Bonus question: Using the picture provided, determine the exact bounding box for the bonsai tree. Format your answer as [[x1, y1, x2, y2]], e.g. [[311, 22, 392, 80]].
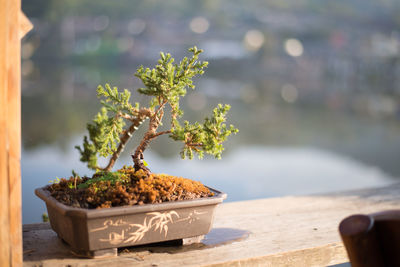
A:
[[76, 46, 238, 177]]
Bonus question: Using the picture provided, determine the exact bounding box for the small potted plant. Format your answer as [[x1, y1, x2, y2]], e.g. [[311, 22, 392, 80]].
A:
[[35, 46, 238, 258]]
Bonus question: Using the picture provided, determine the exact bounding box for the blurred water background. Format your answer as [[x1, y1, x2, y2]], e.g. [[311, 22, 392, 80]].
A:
[[21, 0, 400, 223]]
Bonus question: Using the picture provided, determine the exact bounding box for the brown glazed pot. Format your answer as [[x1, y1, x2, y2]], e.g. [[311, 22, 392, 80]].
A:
[[35, 187, 226, 257]]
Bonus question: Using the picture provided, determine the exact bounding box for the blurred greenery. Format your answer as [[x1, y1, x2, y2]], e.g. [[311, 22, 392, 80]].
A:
[[20, 0, 400, 177]]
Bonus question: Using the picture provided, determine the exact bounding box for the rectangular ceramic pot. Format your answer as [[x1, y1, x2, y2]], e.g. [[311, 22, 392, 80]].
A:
[[35, 187, 226, 257]]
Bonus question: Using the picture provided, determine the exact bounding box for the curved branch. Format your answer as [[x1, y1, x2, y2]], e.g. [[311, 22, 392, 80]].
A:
[[132, 101, 168, 174], [151, 130, 171, 139], [100, 108, 153, 172], [186, 142, 203, 147], [117, 113, 135, 121], [100, 120, 140, 172]]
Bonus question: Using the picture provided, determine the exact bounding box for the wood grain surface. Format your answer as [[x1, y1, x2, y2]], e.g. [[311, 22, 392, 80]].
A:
[[23, 183, 400, 267], [0, 0, 32, 266]]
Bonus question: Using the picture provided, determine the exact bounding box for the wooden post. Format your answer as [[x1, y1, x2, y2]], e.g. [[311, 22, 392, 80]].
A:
[[0, 0, 32, 266]]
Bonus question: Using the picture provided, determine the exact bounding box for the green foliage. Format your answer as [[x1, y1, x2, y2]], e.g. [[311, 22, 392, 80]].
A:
[[171, 104, 239, 160], [48, 177, 61, 184], [78, 171, 129, 189], [75, 46, 237, 172], [76, 83, 140, 170], [42, 213, 49, 223], [135, 46, 208, 117], [97, 83, 138, 115], [75, 106, 125, 169]]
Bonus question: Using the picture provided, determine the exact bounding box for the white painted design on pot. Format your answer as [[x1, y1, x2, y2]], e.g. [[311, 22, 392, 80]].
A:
[[94, 209, 207, 245], [176, 210, 207, 223], [91, 218, 128, 232], [124, 211, 179, 243]]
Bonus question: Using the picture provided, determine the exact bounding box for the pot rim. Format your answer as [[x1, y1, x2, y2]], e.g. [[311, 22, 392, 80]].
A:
[[35, 186, 227, 219]]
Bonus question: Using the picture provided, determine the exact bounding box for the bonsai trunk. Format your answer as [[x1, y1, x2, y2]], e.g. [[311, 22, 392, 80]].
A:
[[132, 152, 150, 175], [132, 114, 159, 176], [131, 107, 170, 176], [132, 130, 152, 175]]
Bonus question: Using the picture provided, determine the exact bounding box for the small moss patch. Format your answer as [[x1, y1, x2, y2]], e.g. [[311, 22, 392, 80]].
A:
[[47, 166, 213, 209]]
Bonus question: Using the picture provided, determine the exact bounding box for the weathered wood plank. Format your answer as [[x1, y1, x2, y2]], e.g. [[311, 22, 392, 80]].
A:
[[8, 0, 23, 265], [23, 183, 400, 266], [8, 4, 22, 267], [0, 0, 11, 265], [18, 11, 33, 39], [0, 0, 31, 266]]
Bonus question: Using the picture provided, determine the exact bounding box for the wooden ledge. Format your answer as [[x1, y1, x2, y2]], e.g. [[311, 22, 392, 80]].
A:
[[23, 183, 400, 266]]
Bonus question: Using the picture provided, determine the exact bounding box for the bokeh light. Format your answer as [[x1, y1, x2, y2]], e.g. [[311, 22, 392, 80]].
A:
[[243, 30, 265, 51], [281, 84, 298, 103], [22, 60, 34, 77], [22, 42, 35, 59], [189, 17, 209, 34], [128, 19, 146, 35], [284, 38, 303, 57], [93, 15, 109, 31]]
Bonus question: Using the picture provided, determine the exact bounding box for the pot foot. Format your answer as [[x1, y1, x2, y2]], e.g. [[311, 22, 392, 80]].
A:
[[71, 247, 118, 259], [182, 235, 205, 245]]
